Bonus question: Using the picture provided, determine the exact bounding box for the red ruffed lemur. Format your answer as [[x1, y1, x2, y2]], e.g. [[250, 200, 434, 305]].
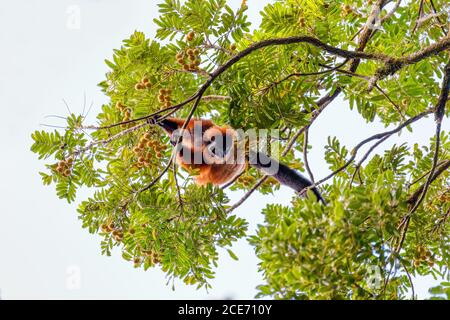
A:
[[156, 117, 324, 203]]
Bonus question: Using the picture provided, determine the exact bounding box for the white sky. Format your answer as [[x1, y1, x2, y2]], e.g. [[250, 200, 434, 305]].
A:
[[0, 0, 442, 299]]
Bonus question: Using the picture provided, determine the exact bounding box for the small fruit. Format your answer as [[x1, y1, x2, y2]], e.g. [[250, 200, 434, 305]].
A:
[[230, 43, 237, 51], [298, 16, 305, 26], [193, 49, 199, 55], [176, 53, 183, 60], [186, 49, 194, 55], [186, 31, 195, 41]]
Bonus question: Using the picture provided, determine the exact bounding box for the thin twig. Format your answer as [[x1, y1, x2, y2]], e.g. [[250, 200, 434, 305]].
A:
[[381, 0, 402, 23], [429, 0, 448, 35], [311, 110, 433, 189], [349, 135, 390, 187], [172, 162, 184, 214], [401, 260, 415, 300], [412, 0, 425, 34], [303, 127, 315, 182]]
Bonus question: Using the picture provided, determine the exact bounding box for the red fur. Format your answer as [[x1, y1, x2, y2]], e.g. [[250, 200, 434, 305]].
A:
[[165, 118, 245, 185]]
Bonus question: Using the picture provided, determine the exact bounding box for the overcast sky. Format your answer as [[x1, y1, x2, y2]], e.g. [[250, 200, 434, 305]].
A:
[[0, 0, 441, 299]]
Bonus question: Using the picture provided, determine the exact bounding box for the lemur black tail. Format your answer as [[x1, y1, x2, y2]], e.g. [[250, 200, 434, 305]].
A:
[[249, 151, 325, 204]]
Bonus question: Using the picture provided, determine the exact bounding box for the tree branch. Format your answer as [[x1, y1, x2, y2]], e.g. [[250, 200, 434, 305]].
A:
[[311, 110, 433, 188]]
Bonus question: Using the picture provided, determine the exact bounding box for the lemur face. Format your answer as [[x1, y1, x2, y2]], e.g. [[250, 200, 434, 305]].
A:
[[203, 126, 236, 164], [159, 118, 237, 165]]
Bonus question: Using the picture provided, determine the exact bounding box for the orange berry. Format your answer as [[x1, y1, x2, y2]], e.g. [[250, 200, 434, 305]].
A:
[[186, 31, 195, 41]]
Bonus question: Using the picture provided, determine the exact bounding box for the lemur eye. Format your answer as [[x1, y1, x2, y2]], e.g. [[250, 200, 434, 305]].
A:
[[209, 135, 216, 142]]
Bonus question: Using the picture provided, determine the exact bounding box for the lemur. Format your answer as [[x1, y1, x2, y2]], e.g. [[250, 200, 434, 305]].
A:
[[156, 117, 324, 203]]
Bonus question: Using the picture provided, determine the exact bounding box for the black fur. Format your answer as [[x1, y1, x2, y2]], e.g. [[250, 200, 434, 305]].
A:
[[250, 151, 325, 204]]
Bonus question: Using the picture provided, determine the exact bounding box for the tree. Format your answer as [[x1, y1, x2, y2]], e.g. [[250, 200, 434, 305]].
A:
[[31, 0, 450, 299]]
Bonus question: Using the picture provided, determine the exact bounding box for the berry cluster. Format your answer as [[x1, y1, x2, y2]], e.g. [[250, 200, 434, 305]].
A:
[[116, 102, 132, 128], [238, 174, 256, 187], [56, 157, 73, 177], [341, 4, 353, 16], [262, 176, 279, 188], [158, 88, 173, 108], [176, 48, 201, 72], [142, 250, 162, 265], [297, 16, 305, 27], [101, 222, 124, 242], [132, 132, 166, 168], [413, 246, 435, 267], [135, 77, 152, 90]]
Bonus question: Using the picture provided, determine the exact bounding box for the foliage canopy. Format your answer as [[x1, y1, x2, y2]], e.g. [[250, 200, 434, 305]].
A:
[[31, 0, 450, 299]]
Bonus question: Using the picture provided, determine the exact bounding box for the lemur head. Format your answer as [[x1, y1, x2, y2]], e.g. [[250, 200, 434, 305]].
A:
[[157, 117, 238, 165]]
